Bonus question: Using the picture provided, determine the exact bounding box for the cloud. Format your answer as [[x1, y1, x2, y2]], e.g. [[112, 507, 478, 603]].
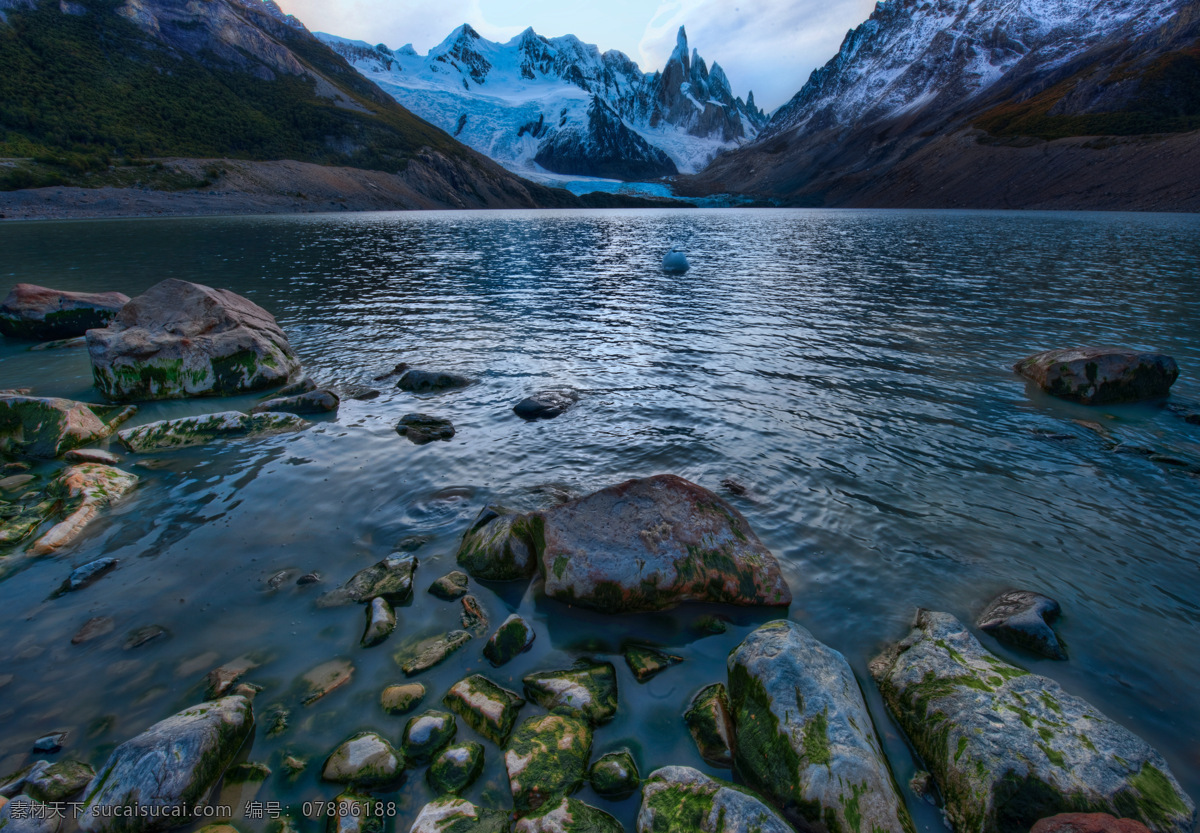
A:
[[637, 0, 877, 112]]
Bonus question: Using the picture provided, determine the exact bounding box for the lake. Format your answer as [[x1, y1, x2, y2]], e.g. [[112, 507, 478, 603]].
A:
[[1, 208, 1199, 832]]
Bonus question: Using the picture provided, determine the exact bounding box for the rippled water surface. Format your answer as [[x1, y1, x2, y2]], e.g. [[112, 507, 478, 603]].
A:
[[2, 208, 1199, 831]]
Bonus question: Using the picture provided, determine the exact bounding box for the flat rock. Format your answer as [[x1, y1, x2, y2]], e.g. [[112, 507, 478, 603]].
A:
[[870, 610, 1196, 833], [396, 631, 472, 676], [443, 674, 525, 745], [0, 284, 128, 341], [402, 710, 457, 763], [428, 571, 469, 600], [23, 760, 94, 803], [532, 474, 791, 613], [483, 614, 536, 667], [456, 505, 537, 581], [409, 798, 509, 833], [977, 589, 1067, 660], [86, 279, 301, 401], [624, 645, 683, 682], [514, 796, 622, 833], [54, 557, 118, 597], [0, 795, 62, 833], [505, 713, 592, 814], [63, 449, 121, 465], [251, 390, 339, 416], [360, 597, 395, 648], [29, 464, 138, 556], [589, 749, 639, 799], [396, 413, 455, 444], [397, 370, 473, 393], [380, 683, 425, 715], [427, 742, 484, 795], [684, 683, 734, 768], [71, 616, 114, 645], [523, 661, 618, 726], [78, 695, 254, 833], [1032, 814, 1155, 833], [636, 766, 793, 833], [117, 411, 308, 452], [729, 620, 912, 833], [317, 554, 416, 608], [1014, 348, 1179, 405], [513, 390, 578, 421], [205, 655, 261, 699], [321, 732, 403, 788], [0, 394, 135, 458], [124, 626, 168, 650], [300, 658, 354, 705]]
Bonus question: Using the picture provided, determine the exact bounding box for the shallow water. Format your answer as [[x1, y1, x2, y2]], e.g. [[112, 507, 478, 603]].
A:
[[1, 208, 1199, 832]]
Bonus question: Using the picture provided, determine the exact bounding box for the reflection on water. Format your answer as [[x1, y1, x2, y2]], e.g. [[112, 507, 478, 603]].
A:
[[2, 208, 1200, 831]]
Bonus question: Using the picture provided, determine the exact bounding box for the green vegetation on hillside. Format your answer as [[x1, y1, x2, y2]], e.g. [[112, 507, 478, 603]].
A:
[[0, 0, 461, 175]]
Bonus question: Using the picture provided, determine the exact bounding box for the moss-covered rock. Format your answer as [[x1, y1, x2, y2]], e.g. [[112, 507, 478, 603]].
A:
[[299, 658, 354, 706], [429, 571, 470, 600], [78, 695, 254, 833], [870, 610, 1197, 833], [380, 683, 425, 715], [1014, 348, 1178, 405], [683, 684, 734, 768], [428, 742, 485, 795], [321, 732, 404, 789], [483, 615, 536, 667], [728, 620, 913, 833], [27, 464, 138, 556], [0, 795, 62, 833], [250, 390, 339, 416], [531, 475, 791, 613], [224, 762, 271, 784], [589, 750, 639, 800], [1031, 814, 1154, 833], [456, 505, 538, 581], [409, 798, 511, 833], [624, 645, 683, 682], [396, 631, 472, 676], [443, 674, 526, 745], [0, 284, 128, 341], [523, 661, 618, 726], [514, 797, 622, 833], [402, 711, 458, 763], [22, 760, 94, 803], [325, 792, 384, 833], [116, 411, 308, 452], [636, 766, 793, 833], [361, 597, 396, 648], [505, 714, 592, 814], [0, 394, 135, 458], [460, 595, 489, 636], [317, 554, 417, 608], [396, 414, 456, 445], [977, 590, 1067, 660]]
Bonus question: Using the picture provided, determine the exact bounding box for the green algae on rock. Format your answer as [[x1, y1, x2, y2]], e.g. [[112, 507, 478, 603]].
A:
[[0, 394, 136, 458], [443, 675, 526, 746], [514, 796, 623, 833], [505, 714, 593, 814], [0, 284, 129, 341], [624, 645, 683, 682], [402, 711, 458, 763], [460, 594, 489, 636], [636, 766, 794, 833], [870, 610, 1197, 833], [523, 661, 618, 726], [409, 797, 511, 833], [116, 411, 308, 453], [456, 505, 538, 581], [428, 742, 485, 795], [728, 620, 914, 833], [589, 750, 640, 799], [27, 464, 139, 556], [396, 631, 472, 676], [318, 554, 417, 608], [483, 614, 536, 667], [380, 683, 425, 715], [326, 792, 384, 833], [429, 570, 470, 600], [531, 474, 791, 613], [683, 684, 735, 768], [360, 597, 396, 648], [321, 732, 404, 789], [20, 760, 94, 803]]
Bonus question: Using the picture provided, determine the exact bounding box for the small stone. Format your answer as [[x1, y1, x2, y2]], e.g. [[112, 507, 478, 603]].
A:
[[23, 760, 93, 802], [396, 631, 472, 676], [325, 792, 383, 833], [402, 711, 457, 763], [0, 474, 36, 492], [443, 675, 525, 745], [124, 625, 168, 650], [409, 798, 508, 833], [361, 597, 396, 648], [205, 655, 261, 699], [117, 411, 308, 452], [909, 770, 936, 803], [977, 590, 1067, 660], [225, 762, 271, 784], [638, 766, 794, 833], [427, 742, 484, 795], [70, 617, 113, 645], [512, 389, 578, 421], [297, 572, 321, 585], [373, 362, 409, 382], [264, 705, 289, 737], [1031, 814, 1155, 833], [63, 449, 121, 465], [32, 732, 65, 753], [684, 683, 734, 768], [317, 554, 416, 607], [483, 614, 535, 667], [300, 659, 354, 705], [231, 683, 260, 700], [266, 570, 294, 590], [523, 661, 618, 726], [381, 683, 425, 715], [322, 732, 403, 788], [352, 390, 380, 401], [719, 478, 747, 496], [514, 796, 623, 833], [460, 595, 488, 636], [251, 390, 339, 416], [505, 714, 592, 814], [272, 377, 318, 397], [589, 750, 639, 799], [624, 645, 683, 682], [1014, 347, 1179, 404], [281, 756, 305, 776], [397, 369, 473, 393], [396, 535, 430, 552], [54, 557, 118, 597], [396, 413, 455, 444], [428, 571, 469, 600], [694, 615, 728, 635]]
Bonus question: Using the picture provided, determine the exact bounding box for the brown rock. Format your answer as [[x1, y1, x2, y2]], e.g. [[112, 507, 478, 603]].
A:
[[0, 394, 136, 458], [1014, 348, 1179, 405], [1031, 814, 1154, 833], [0, 283, 128, 340]]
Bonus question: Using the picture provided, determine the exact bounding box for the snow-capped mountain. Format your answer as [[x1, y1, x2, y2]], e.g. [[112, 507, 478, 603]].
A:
[[318, 24, 767, 180]]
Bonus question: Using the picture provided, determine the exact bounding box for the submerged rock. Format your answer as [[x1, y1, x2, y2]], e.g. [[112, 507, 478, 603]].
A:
[[317, 554, 417, 608], [326, 792, 383, 833], [1032, 814, 1154, 833], [205, 655, 261, 699], [397, 370, 473, 393], [409, 798, 509, 833], [636, 766, 793, 833], [977, 590, 1067, 660], [428, 742, 484, 795], [396, 413, 455, 444], [71, 617, 114, 645], [78, 695, 254, 833], [532, 474, 791, 613], [523, 661, 618, 726], [589, 750, 640, 799], [624, 645, 683, 682], [505, 714, 592, 813], [53, 557, 118, 597], [513, 390, 579, 421], [86, 279, 301, 401], [32, 734, 66, 754], [321, 732, 403, 788], [251, 390, 339, 416], [380, 683, 425, 715], [117, 411, 308, 452], [63, 449, 122, 465], [443, 674, 526, 745], [870, 610, 1196, 833], [23, 760, 94, 803], [29, 464, 138, 556], [396, 631, 472, 676], [729, 620, 912, 833], [1014, 348, 1179, 405], [456, 505, 537, 581], [683, 683, 734, 768], [360, 597, 396, 648], [460, 595, 489, 636], [300, 659, 354, 706], [0, 284, 128, 341], [0, 795, 62, 833], [0, 394, 135, 458], [428, 571, 469, 600], [514, 796, 622, 833], [271, 377, 318, 398], [402, 710, 457, 763], [483, 614, 536, 667], [123, 625, 168, 650]]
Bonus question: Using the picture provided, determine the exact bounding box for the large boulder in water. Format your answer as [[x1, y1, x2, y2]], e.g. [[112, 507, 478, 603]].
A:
[[0, 284, 129, 341], [637, 766, 794, 833], [0, 394, 136, 458], [869, 610, 1195, 833], [530, 475, 790, 613], [1014, 348, 1179, 405], [86, 279, 301, 401], [78, 695, 254, 833], [727, 621, 913, 833]]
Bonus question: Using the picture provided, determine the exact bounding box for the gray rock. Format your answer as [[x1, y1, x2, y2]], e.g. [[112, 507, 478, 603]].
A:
[[396, 631, 472, 676], [63, 449, 122, 465], [532, 474, 791, 613], [443, 674, 525, 745], [728, 620, 913, 833], [54, 558, 118, 597], [870, 610, 1196, 833], [86, 279, 302, 401], [427, 742, 484, 795], [624, 645, 683, 682], [514, 797, 622, 833], [401, 711, 457, 763], [325, 792, 382, 833], [513, 390, 578, 421], [1014, 348, 1179, 405], [483, 614, 536, 667], [0, 284, 128, 341], [460, 595, 488, 636], [428, 571, 469, 600], [30, 735, 65, 754], [380, 683, 425, 715], [397, 370, 473, 393], [977, 590, 1067, 660], [117, 411, 308, 452], [396, 413, 455, 444], [360, 597, 395, 648], [684, 683, 734, 768], [78, 695, 254, 833], [589, 750, 639, 799], [0, 795, 63, 833], [409, 798, 509, 833], [505, 714, 592, 814], [0, 394, 135, 458], [523, 661, 618, 726], [636, 766, 793, 833], [321, 732, 403, 788], [317, 554, 416, 608], [0, 763, 48, 799], [455, 505, 537, 581], [251, 390, 339, 415]]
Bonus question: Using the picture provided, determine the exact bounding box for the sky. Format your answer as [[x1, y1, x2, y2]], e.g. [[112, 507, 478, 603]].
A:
[[274, 0, 880, 112]]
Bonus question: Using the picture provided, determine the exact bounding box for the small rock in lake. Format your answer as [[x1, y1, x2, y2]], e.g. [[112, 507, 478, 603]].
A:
[[351, 390, 380, 401], [71, 617, 113, 645], [326, 791, 383, 833], [317, 554, 416, 607], [455, 504, 538, 581], [396, 369, 473, 393], [32, 733, 66, 754], [225, 762, 272, 784], [638, 766, 794, 833], [124, 626, 168, 650], [271, 377, 318, 397], [515, 796, 622, 833], [443, 675, 525, 745], [54, 557, 118, 597], [266, 569, 295, 590], [428, 571, 469, 600], [23, 759, 94, 802], [977, 589, 1067, 660], [719, 477, 747, 496], [300, 658, 354, 705], [427, 742, 484, 795], [512, 389, 578, 421], [231, 683, 261, 700], [380, 683, 425, 715], [0, 283, 129, 341], [205, 654, 262, 699], [505, 714, 592, 814], [28, 336, 87, 351], [322, 732, 403, 788], [265, 704, 290, 737], [589, 749, 640, 799], [361, 597, 396, 648], [1031, 814, 1155, 833], [694, 615, 728, 636], [624, 645, 683, 682], [281, 755, 305, 776], [297, 572, 321, 585], [1014, 347, 1179, 405], [63, 449, 121, 465], [402, 710, 457, 763], [251, 389, 340, 416], [460, 595, 488, 636], [373, 362, 410, 382], [396, 631, 472, 676], [909, 770, 936, 804], [396, 413, 455, 444], [684, 683, 735, 768], [409, 798, 508, 833], [523, 660, 618, 726], [483, 614, 535, 667]]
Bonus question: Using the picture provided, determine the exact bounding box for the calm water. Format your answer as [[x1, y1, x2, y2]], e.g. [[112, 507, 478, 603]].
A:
[[1, 208, 1199, 832]]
